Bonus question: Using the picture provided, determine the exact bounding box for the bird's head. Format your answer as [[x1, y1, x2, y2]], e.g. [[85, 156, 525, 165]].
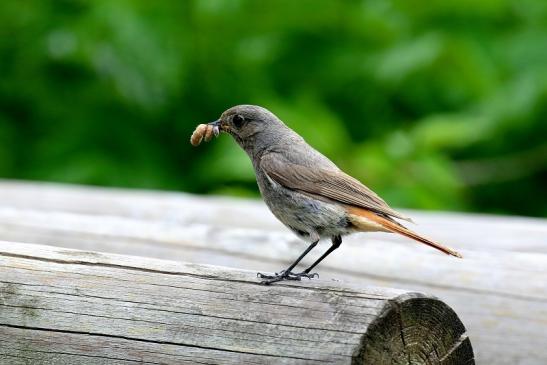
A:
[[208, 104, 290, 156]]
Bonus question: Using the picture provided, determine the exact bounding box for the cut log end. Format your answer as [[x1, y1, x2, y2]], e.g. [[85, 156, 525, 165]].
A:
[[356, 292, 474, 365]]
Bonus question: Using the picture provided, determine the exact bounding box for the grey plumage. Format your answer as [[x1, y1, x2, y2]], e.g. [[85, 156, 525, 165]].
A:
[[209, 104, 461, 284]]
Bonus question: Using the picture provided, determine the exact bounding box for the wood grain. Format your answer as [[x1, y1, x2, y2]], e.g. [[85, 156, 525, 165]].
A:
[[0, 180, 545, 253], [0, 242, 473, 364], [0, 180, 546, 364]]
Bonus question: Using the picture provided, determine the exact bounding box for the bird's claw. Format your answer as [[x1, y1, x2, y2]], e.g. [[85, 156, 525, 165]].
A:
[[257, 271, 319, 285], [257, 272, 274, 279]]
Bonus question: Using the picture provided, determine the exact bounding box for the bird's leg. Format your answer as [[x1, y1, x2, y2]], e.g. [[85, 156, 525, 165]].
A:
[[258, 240, 318, 284], [298, 235, 342, 276]]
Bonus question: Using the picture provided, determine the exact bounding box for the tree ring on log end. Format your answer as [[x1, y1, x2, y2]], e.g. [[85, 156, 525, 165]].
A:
[[354, 292, 474, 365]]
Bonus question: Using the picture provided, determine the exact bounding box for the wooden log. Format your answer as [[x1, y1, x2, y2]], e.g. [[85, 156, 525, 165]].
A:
[[0, 179, 545, 253], [0, 181, 546, 364], [0, 241, 473, 365]]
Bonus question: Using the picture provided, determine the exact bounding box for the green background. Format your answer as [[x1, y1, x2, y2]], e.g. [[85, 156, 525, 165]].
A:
[[1, 0, 546, 217]]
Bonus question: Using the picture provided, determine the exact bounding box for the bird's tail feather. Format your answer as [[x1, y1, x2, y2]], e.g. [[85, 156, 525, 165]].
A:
[[346, 206, 463, 258]]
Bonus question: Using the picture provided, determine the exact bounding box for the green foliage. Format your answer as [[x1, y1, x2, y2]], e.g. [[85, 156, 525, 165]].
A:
[[1, 0, 546, 216]]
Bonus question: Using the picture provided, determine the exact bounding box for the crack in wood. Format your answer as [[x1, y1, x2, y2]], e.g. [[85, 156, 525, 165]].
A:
[[439, 334, 472, 362], [2, 348, 160, 364], [1, 282, 370, 335], [1, 301, 361, 347], [0, 275, 385, 314], [0, 324, 331, 363], [0, 251, 393, 300]]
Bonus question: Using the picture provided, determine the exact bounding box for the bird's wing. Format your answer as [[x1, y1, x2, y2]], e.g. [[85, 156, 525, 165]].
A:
[[260, 154, 411, 222]]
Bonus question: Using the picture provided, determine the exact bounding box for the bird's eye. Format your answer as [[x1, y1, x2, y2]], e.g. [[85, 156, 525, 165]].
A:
[[232, 114, 245, 128]]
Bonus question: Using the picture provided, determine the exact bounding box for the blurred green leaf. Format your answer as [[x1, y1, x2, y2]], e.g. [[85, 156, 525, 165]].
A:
[[0, 0, 545, 217]]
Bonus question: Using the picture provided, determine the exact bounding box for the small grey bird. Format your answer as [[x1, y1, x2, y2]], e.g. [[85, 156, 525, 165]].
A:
[[204, 105, 462, 284]]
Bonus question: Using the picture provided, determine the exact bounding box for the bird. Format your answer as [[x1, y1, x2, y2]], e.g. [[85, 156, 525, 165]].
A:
[[205, 105, 462, 284]]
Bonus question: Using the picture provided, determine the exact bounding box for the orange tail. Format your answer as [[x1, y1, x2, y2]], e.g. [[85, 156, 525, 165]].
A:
[[346, 206, 463, 258]]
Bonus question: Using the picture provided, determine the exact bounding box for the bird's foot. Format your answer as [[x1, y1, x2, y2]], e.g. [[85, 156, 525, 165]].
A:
[[257, 270, 319, 285]]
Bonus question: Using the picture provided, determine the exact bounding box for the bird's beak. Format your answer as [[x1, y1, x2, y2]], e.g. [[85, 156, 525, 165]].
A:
[[207, 119, 222, 136]]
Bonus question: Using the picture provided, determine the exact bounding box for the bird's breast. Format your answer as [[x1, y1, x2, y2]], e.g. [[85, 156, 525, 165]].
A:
[[255, 169, 351, 240]]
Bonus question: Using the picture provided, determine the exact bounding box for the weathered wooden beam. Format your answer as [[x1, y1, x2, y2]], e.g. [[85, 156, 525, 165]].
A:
[[0, 181, 546, 364], [0, 179, 545, 253], [0, 242, 473, 365]]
